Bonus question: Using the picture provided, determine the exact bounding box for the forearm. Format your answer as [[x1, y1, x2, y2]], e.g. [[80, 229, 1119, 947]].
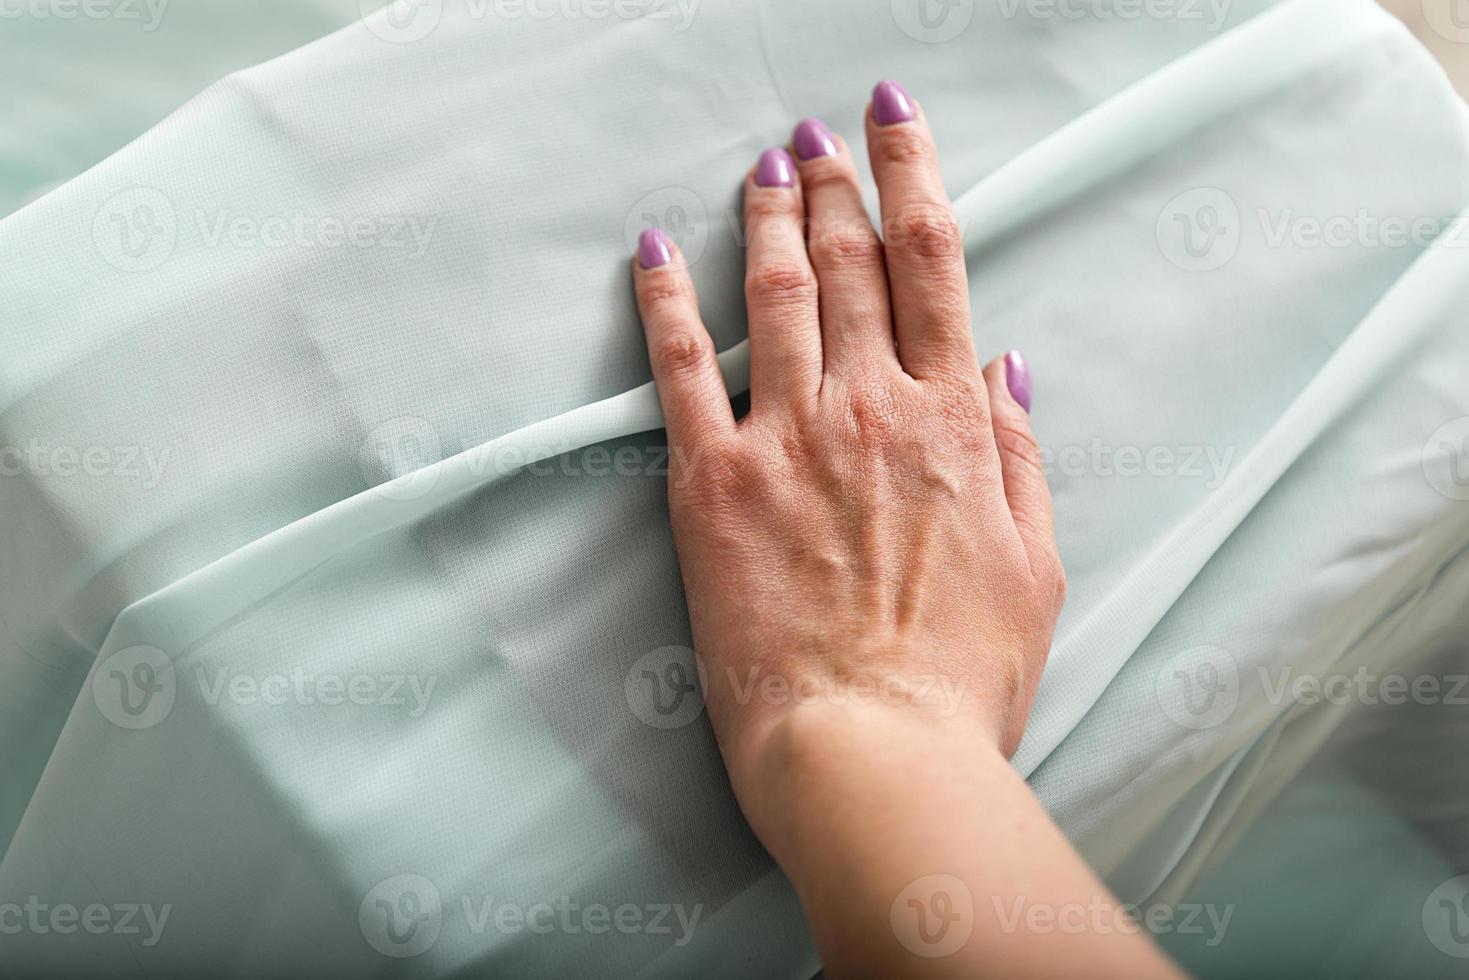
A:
[[730, 703, 1185, 980]]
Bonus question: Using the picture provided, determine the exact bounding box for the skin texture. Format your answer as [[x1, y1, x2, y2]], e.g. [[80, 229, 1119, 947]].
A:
[[632, 82, 1183, 980]]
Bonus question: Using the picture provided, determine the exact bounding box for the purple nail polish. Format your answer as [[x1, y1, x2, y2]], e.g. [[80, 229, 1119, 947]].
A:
[[872, 80, 915, 126], [1005, 350, 1032, 413], [755, 147, 796, 188], [793, 117, 838, 160], [638, 227, 671, 269]]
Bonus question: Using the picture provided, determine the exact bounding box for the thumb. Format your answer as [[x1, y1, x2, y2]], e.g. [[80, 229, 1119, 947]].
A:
[[982, 351, 1060, 588]]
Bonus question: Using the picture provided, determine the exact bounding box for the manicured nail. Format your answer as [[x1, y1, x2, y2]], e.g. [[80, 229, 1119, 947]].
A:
[[793, 117, 838, 160], [638, 227, 671, 269], [872, 80, 915, 126], [755, 147, 796, 188], [1005, 350, 1032, 413]]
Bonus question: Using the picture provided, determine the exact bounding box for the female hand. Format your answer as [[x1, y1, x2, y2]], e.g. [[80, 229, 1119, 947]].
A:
[[632, 81, 1179, 980], [634, 78, 1057, 794]]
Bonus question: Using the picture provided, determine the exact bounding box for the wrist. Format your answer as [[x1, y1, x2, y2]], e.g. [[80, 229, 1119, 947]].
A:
[[715, 694, 1006, 862]]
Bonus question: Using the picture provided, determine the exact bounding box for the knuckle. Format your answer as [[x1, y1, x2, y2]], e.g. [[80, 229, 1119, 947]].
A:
[[991, 415, 1043, 470], [745, 193, 798, 225], [888, 203, 963, 261], [933, 388, 991, 449], [1026, 552, 1067, 616], [875, 126, 934, 167], [809, 223, 885, 269], [798, 159, 857, 196], [652, 330, 712, 378], [637, 271, 691, 313], [745, 261, 817, 305], [680, 442, 759, 509], [845, 381, 902, 446]]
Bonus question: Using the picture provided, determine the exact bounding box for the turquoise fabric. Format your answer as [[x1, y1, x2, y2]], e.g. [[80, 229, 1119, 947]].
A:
[[4, 0, 1469, 975]]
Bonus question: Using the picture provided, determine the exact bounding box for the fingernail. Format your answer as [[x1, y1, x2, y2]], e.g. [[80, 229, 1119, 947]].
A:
[[1005, 350, 1032, 413], [872, 79, 915, 126], [638, 228, 671, 269], [792, 117, 838, 160], [755, 147, 796, 188]]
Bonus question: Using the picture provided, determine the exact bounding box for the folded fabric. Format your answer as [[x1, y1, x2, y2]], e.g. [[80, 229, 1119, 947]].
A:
[[3, 0, 1469, 975], [0, 0, 360, 217]]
